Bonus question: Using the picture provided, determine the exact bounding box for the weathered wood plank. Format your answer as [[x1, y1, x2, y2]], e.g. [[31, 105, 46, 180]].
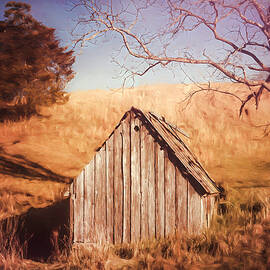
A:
[[164, 152, 176, 237], [69, 182, 74, 243], [206, 197, 211, 228], [140, 125, 149, 240], [147, 128, 155, 239], [106, 135, 114, 243], [114, 126, 123, 244], [73, 170, 84, 242], [84, 160, 95, 242], [155, 143, 165, 239], [208, 196, 216, 227], [200, 197, 205, 229], [95, 148, 107, 244], [130, 114, 141, 242], [202, 195, 214, 229], [175, 168, 187, 233], [188, 180, 201, 234], [122, 114, 131, 243], [203, 197, 208, 228]]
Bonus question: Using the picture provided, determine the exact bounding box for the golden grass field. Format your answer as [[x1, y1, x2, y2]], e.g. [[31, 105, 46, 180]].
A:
[[0, 82, 270, 220], [1, 82, 270, 269]]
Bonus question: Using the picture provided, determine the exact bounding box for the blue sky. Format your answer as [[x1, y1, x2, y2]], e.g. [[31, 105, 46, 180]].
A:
[[1, 0, 267, 92], [1, 0, 213, 92]]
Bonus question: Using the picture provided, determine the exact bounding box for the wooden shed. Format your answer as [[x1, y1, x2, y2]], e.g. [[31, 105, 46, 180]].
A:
[[70, 107, 220, 245]]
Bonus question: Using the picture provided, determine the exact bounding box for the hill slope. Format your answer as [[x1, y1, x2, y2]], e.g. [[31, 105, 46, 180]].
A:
[[1, 82, 270, 219]]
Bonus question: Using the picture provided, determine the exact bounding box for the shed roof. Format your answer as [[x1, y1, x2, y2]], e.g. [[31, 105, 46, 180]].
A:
[[116, 107, 219, 195]]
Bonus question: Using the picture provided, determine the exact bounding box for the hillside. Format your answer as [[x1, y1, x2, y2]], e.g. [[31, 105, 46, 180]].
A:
[[1, 82, 270, 219]]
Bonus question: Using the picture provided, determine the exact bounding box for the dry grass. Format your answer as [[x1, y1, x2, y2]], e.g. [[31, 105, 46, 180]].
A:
[[0, 82, 270, 268], [0, 216, 25, 268], [0, 188, 270, 268], [58, 189, 270, 269], [0, 82, 270, 219], [33, 188, 269, 270]]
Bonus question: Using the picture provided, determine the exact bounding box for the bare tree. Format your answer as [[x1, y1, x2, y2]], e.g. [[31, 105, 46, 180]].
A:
[[71, 0, 270, 114]]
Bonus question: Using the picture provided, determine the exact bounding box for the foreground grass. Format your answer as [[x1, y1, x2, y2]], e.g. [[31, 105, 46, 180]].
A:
[[66, 188, 270, 270], [1, 188, 270, 269]]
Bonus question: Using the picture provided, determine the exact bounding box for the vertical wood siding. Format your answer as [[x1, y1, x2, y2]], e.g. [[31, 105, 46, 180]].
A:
[[203, 196, 216, 228], [188, 181, 202, 234], [140, 125, 149, 240], [114, 126, 123, 244], [95, 148, 107, 244], [141, 124, 156, 240], [147, 130, 155, 240], [175, 168, 188, 233], [130, 115, 141, 242], [69, 182, 74, 242], [155, 144, 165, 239], [71, 112, 214, 244], [106, 135, 114, 243], [73, 170, 84, 242], [164, 152, 176, 236], [84, 162, 95, 242], [122, 114, 131, 243]]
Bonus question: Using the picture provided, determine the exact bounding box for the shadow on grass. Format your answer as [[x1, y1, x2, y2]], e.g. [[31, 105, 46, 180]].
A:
[[0, 150, 71, 183]]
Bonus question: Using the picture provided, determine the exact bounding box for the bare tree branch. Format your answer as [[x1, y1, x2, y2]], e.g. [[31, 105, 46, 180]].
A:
[[71, 0, 270, 114]]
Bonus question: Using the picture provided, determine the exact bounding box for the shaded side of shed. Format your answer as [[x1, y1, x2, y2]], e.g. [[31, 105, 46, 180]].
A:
[[70, 108, 219, 245]]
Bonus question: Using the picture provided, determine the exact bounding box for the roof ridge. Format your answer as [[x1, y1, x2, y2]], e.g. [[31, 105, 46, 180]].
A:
[[148, 111, 190, 139], [135, 109, 219, 195], [120, 107, 219, 194]]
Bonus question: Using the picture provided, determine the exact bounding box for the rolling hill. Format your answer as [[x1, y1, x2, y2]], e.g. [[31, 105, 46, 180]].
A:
[[1, 82, 269, 219]]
